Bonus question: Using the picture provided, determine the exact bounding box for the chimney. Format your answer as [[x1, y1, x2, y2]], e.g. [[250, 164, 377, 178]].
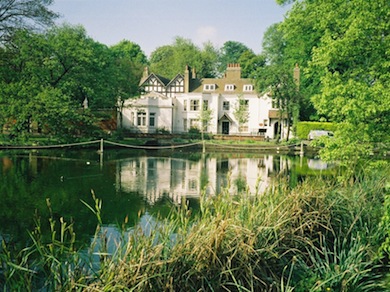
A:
[[184, 65, 190, 93], [225, 63, 241, 79], [191, 67, 197, 79], [140, 66, 149, 84]]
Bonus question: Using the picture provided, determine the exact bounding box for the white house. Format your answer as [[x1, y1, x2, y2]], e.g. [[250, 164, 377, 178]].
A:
[[119, 64, 288, 139]]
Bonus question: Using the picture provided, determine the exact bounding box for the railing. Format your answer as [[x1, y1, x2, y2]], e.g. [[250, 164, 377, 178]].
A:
[[0, 139, 305, 154]]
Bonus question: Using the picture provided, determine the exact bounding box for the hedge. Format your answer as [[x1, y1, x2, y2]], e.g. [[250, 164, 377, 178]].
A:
[[296, 122, 337, 139]]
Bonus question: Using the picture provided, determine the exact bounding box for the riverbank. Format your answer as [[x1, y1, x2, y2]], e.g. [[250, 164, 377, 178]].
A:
[[1, 163, 389, 291], [0, 134, 319, 156]]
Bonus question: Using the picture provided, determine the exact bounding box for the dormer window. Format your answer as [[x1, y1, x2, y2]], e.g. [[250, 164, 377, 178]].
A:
[[243, 84, 254, 92], [203, 84, 216, 91], [225, 84, 235, 91]]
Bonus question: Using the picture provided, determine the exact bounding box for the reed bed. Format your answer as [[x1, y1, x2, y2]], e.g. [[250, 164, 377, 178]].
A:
[[1, 165, 389, 291]]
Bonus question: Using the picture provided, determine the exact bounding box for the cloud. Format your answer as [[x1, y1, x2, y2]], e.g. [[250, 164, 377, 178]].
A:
[[194, 26, 220, 46]]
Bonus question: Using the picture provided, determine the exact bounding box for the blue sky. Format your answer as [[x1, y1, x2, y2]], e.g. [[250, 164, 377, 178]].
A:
[[52, 0, 291, 56]]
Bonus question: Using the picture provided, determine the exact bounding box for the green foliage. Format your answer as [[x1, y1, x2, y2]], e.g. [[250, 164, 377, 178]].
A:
[[155, 127, 170, 134], [0, 24, 146, 141], [218, 41, 252, 74], [233, 94, 249, 133], [380, 183, 390, 257], [296, 121, 336, 139], [150, 37, 216, 79], [1, 167, 388, 290], [279, 0, 390, 161]]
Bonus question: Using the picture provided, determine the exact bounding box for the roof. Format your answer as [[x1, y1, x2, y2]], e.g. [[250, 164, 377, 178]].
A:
[[139, 73, 170, 87], [218, 113, 234, 122]]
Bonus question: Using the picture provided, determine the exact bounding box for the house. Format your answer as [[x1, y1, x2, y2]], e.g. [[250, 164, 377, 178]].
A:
[[119, 64, 288, 139]]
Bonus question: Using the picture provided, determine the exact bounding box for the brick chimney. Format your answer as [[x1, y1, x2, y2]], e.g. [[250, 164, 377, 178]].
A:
[[225, 63, 241, 80]]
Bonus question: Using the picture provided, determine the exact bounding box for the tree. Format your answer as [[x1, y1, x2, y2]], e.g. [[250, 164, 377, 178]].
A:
[[198, 99, 213, 138], [0, 0, 58, 43], [150, 37, 206, 79], [199, 41, 220, 78], [233, 95, 249, 134], [218, 41, 252, 74], [278, 0, 390, 161], [238, 50, 266, 78], [0, 24, 138, 140], [110, 40, 148, 127], [260, 23, 316, 121], [256, 65, 300, 141]]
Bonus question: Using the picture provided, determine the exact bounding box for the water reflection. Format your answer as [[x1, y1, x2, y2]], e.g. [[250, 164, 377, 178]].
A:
[[116, 154, 292, 204], [0, 150, 332, 249]]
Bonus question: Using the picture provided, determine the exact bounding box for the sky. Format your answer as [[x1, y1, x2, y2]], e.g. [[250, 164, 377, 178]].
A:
[[52, 0, 291, 57]]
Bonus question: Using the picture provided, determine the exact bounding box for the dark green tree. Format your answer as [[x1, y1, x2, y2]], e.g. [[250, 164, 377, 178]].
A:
[[218, 41, 252, 74], [0, 24, 140, 140]]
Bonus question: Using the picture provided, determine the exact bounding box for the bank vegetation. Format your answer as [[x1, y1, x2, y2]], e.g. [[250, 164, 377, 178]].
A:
[[1, 163, 389, 291]]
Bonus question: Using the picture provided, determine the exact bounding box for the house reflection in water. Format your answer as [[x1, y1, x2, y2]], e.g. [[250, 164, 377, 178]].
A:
[[115, 155, 290, 205]]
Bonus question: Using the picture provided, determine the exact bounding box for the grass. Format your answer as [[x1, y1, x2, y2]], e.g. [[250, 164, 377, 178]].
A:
[[1, 165, 389, 291]]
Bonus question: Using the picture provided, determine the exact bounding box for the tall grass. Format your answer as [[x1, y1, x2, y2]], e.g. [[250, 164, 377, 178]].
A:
[[1, 165, 389, 291]]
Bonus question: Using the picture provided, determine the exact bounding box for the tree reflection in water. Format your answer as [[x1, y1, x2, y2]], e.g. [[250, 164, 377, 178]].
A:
[[0, 150, 333, 249]]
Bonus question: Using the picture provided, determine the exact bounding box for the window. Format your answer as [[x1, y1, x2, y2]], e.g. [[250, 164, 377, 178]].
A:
[[243, 84, 254, 92], [203, 84, 215, 91], [183, 118, 187, 131], [190, 99, 199, 111], [137, 111, 146, 126], [149, 112, 155, 127], [188, 179, 197, 191], [203, 100, 209, 110], [225, 84, 235, 91], [183, 100, 187, 111], [223, 101, 230, 110]]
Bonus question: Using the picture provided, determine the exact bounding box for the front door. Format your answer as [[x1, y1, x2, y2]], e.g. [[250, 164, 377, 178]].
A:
[[222, 121, 230, 134]]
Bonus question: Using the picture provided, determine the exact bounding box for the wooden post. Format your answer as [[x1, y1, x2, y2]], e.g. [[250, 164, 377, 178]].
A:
[[99, 138, 104, 153], [300, 141, 304, 156]]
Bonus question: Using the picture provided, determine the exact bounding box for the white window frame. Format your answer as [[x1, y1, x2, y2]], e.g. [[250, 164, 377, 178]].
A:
[[137, 111, 147, 126], [190, 99, 200, 111], [203, 84, 216, 91], [225, 84, 235, 91], [243, 84, 254, 92]]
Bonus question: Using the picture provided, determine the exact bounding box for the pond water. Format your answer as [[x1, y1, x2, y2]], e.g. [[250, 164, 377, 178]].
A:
[[0, 149, 333, 249]]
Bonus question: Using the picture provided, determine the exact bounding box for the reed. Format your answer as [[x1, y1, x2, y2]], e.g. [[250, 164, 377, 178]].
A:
[[1, 165, 389, 291]]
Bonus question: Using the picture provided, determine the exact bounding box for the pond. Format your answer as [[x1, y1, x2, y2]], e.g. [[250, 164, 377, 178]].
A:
[[0, 149, 333, 249]]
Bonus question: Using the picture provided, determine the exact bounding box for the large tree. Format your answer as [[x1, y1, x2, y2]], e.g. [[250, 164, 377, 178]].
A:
[[0, 25, 140, 140], [218, 41, 252, 74], [0, 0, 58, 43], [110, 40, 148, 99], [277, 0, 390, 161], [260, 22, 316, 121], [149, 37, 203, 79], [149, 37, 220, 79]]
